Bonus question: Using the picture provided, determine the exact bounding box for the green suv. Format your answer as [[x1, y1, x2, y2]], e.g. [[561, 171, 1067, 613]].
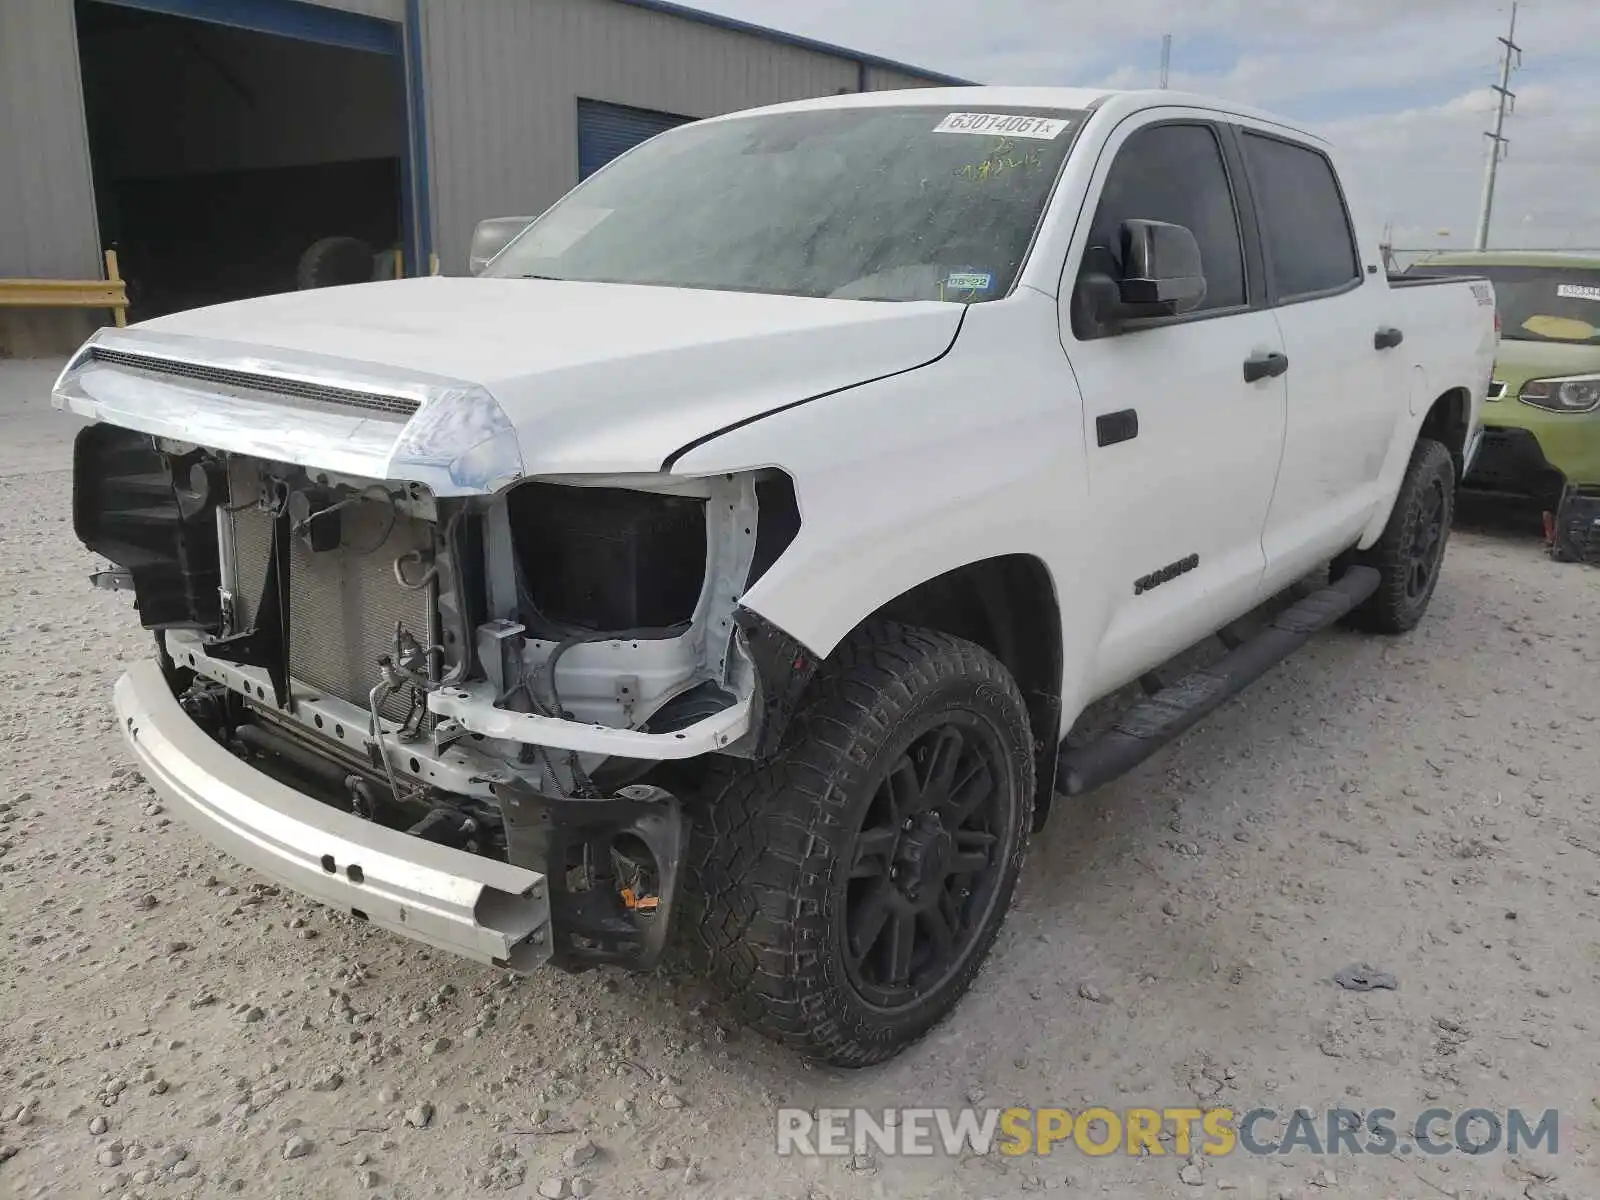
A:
[[1405, 250, 1600, 504]]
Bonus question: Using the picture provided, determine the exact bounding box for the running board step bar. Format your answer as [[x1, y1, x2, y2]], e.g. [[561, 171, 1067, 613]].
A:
[[1057, 567, 1381, 796]]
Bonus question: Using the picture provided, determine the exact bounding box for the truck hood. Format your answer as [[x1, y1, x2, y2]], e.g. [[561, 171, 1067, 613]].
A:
[[104, 276, 963, 480]]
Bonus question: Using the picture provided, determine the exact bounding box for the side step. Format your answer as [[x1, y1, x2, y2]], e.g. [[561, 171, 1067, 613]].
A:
[[1057, 567, 1380, 797]]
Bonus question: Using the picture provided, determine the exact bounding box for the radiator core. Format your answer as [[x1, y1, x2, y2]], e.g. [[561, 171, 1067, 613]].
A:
[[228, 498, 435, 724]]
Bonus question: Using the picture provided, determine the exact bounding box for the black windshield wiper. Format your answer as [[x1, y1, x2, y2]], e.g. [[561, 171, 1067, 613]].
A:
[[514, 273, 567, 281]]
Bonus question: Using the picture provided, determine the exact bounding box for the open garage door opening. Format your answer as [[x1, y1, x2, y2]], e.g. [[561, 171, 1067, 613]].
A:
[[75, 0, 408, 322]]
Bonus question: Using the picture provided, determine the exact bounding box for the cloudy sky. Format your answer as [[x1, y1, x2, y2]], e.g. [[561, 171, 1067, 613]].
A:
[[696, 0, 1600, 251]]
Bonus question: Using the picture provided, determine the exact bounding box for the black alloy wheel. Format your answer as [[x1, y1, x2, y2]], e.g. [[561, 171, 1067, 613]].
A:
[[681, 622, 1035, 1066], [1337, 437, 1457, 634], [840, 716, 1013, 1011], [1405, 472, 1448, 601]]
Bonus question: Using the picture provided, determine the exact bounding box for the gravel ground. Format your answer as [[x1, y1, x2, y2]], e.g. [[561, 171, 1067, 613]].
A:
[[1, 359, 1597, 1200]]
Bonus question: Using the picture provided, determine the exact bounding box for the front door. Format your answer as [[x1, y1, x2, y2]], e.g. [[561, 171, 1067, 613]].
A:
[[1060, 116, 1288, 695]]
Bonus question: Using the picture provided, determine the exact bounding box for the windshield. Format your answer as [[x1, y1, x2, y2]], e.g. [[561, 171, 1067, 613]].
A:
[[483, 105, 1089, 302], [1406, 263, 1600, 345]]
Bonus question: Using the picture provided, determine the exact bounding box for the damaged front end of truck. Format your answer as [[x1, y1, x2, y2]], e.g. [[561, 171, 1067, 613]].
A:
[[57, 328, 807, 975]]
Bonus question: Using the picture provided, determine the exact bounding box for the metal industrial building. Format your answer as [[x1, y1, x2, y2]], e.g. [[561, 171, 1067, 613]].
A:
[[0, 0, 965, 353]]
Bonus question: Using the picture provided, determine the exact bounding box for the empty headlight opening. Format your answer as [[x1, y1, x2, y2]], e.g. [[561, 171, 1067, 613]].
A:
[[484, 470, 797, 751]]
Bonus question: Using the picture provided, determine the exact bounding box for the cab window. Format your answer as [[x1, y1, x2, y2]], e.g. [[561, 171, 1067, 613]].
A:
[[1079, 123, 1247, 314], [1241, 132, 1360, 300]]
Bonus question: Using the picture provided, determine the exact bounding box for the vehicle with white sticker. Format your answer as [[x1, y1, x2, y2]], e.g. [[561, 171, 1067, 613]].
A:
[[1404, 250, 1600, 527], [57, 86, 1497, 1066]]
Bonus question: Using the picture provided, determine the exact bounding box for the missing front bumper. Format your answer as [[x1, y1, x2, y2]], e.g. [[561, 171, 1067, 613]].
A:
[[115, 659, 553, 970]]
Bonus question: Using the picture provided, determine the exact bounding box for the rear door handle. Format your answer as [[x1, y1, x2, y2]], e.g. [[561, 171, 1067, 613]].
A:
[[1374, 326, 1404, 350], [1243, 351, 1289, 383]]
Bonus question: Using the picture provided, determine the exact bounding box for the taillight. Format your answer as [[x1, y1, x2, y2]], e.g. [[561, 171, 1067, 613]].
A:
[[1494, 309, 1502, 338]]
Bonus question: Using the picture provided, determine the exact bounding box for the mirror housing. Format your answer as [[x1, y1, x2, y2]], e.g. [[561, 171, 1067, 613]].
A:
[[1073, 219, 1208, 337], [1117, 218, 1207, 312], [468, 216, 536, 276]]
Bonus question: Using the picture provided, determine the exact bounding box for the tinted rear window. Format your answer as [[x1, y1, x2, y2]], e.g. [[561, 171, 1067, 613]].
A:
[[1242, 133, 1361, 299]]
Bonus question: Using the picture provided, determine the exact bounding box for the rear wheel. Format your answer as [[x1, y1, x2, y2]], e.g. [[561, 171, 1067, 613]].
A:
[[1337, 437, 1456, 634], [682, 621, 1033, 1066]]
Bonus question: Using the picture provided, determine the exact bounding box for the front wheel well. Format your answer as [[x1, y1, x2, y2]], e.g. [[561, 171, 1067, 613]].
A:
[[1420, 387, 1471, 480], [872, 554, 1063, 827]]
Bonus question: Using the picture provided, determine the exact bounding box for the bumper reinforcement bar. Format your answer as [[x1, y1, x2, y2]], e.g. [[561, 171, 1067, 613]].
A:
[[115, 660, 552, 970]]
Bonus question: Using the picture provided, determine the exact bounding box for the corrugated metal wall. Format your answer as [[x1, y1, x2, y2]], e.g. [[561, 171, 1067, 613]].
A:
[[420, 0, 879, 274], [865, 65, 942, 92], [0, 0, 100, 278], [0, 0, 956, 289]]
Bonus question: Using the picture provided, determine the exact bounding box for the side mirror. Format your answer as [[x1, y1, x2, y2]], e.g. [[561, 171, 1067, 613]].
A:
[[1118, 219, 1206, 313], [468, 216, 535, 276], [1073, 219, 1208, 337]]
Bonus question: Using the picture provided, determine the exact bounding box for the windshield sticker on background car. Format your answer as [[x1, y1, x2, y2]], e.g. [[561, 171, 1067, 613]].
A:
[[1556, 282, 1600, 302], [954, 137, 1044, 182], [933, 112, 1072, 139]]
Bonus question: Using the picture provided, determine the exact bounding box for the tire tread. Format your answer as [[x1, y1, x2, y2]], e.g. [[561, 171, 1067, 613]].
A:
[[680, 620, 1034, 1066], [1337, 437, 1455, 634]]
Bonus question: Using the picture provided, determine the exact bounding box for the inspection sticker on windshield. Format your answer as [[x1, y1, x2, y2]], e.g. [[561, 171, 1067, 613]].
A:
[[946, 271, 993, 291], [933, 112, 1071, 139], [1557, 283, 1600, 302]]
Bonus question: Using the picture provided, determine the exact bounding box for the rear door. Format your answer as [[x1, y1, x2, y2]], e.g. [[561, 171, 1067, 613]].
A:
[[1060, 116, 1289, 695], [1238, 127, 1401, 586]]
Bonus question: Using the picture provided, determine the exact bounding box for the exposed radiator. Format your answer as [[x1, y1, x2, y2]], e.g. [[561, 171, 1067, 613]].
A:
[[227, 493, 436, 725]]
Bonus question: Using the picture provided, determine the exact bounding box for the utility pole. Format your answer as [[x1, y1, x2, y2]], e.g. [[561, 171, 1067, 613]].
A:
[[1475, 1, 1521, 250], [1159, 34, 1171, 88]]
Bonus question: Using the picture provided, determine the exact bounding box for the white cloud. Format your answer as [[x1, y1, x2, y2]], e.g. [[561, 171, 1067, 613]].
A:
[[1326, 78, 1600, 248]]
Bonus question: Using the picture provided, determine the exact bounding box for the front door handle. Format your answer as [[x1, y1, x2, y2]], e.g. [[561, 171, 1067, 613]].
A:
[[1374, 326, 1404, 350], [1243, 351, 1289, 383]]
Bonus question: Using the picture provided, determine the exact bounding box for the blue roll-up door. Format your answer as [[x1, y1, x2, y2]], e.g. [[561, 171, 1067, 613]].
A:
[[576, 99, 692, 180]]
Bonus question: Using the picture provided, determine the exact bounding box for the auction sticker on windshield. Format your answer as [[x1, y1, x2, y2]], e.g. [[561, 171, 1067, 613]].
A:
[[1556, 283, 1600, 302], [933, 112, 1072, 139]]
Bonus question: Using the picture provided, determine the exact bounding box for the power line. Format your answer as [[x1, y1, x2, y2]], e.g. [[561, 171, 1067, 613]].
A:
[[1475, 1, 1522, 251]]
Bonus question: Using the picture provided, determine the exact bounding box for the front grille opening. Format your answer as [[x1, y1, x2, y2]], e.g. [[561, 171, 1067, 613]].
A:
[[88, 347, 422, 418], [226, 475, 437, 725], [506, 482, 706, 635]]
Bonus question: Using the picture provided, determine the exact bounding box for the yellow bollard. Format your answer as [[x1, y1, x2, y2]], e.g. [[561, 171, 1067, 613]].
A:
[[104, 249, 126, 327]]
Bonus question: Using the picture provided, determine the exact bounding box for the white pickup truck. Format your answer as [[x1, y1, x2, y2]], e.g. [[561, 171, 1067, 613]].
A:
[[58, 87, 1496, 1066]]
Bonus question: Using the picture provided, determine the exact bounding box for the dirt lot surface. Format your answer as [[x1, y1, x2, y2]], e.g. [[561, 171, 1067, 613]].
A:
[[1, 359, 1597, 1200]]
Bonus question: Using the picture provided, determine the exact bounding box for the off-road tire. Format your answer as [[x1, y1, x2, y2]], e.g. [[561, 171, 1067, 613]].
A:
[[295, 236, 376, 290], [1336, 437, 1456, 634], [680, 621, 1034, 1067]]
